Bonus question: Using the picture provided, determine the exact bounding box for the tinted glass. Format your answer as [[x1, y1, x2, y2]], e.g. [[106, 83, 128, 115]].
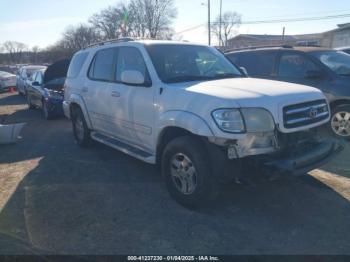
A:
[[89, 49, 115, 81], [116, 47, 148, 83], [67, 52, 88, 78], [227, 51, 277, 77], [36, 72, 43, 85], [311, 51, 350, 76], [278, 53, 318, 78], [146, 44, 242, 83]]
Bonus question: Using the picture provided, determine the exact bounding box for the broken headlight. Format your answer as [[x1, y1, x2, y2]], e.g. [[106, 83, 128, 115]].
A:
[[241, 108, 275, 132]]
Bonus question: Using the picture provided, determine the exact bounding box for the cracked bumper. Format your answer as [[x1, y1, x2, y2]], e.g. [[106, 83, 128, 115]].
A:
[[263, 139, 343, 176]]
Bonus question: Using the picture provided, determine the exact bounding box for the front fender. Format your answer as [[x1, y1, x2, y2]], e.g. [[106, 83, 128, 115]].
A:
[[158, 110, 214, 137], [66, 94, 93, 129]]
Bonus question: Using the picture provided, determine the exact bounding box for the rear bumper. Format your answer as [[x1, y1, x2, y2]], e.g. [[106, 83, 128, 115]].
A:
[[262, 139, 343, 176]]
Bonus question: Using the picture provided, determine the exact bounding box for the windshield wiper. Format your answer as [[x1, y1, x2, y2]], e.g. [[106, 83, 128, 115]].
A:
[[164, 75, 212, 83]]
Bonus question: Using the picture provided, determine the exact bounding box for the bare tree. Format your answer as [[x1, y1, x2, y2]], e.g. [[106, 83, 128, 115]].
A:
[[2, 41, 28, 63], [128, 0, 177, 39], [212, 11, 241, 46], [89, 4, 130, 40], [61, 24, 101, 51]]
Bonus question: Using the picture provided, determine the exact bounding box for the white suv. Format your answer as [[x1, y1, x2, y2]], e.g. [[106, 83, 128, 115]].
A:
[[63, 39, 339, 207]]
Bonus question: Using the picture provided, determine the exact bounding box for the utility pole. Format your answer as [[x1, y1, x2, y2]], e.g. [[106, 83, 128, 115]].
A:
[[208, 0, 211, 46], [219, 0, 223, 46], [282, 26, 285, 44]]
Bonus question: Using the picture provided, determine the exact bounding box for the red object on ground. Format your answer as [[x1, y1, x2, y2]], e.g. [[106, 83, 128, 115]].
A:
[[8, 87, 16, 93]]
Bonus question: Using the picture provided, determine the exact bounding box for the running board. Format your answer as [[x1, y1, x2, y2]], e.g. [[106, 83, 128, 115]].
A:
[[91, 132, 156, 164]]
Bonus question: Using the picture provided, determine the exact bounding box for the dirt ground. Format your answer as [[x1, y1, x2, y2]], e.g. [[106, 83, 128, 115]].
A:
[[0, 92, 350, 255]]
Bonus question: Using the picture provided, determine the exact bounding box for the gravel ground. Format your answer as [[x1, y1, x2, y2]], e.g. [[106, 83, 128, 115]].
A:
[[0, 92, 350, 255]]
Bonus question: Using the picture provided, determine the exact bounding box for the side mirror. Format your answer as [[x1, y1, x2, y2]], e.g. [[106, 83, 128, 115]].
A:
[[121, 70, 145, 85], [240, 67, 249, 76], [32, 81, 40, 86], [305, 70, 324, 79]]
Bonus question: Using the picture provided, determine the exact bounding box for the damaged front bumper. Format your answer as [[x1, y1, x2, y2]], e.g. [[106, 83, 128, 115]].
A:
[[262, 139, 343, 176], [207, 130, 344, 180]]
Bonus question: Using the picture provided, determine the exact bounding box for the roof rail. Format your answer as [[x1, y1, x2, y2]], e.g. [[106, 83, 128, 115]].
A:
[[85, 37, 135, 49], [224, 45, 294, 53]]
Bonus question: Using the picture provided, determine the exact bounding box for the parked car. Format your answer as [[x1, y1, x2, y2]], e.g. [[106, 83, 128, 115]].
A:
[[26, 59, 70, 119], [226, 46, 350, 139], [0, 71, 16, 92], [63, 39, 339, 207], [337, 46, 350, 55], [16, 65, 47, 95]]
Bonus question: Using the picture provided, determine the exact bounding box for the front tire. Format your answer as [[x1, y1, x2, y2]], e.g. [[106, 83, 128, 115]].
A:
[[162, 136, 218, 208], [26, 92, 35, 109], [72, 107, 91, 147], [42, 100, 52, 120], [330, 105, 350, 140]]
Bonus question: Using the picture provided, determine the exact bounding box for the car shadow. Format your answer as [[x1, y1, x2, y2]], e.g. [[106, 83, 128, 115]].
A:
[[0, 97, 350, 255]]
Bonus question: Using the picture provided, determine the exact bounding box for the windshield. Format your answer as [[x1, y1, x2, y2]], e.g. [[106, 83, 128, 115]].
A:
[[311, 51, 350, 76], [145, 44, 242, 83]]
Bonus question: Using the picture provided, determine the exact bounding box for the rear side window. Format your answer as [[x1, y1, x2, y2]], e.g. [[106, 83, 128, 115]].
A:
[[278, 53, 318, 78], [89, 48, 115, 81], [228, 51, 277, 77], [67, 52, 88, 78]]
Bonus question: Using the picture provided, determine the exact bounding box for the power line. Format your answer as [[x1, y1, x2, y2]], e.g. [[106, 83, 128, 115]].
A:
[[174, 13, 350, 35], [214, 13, 350, 25]]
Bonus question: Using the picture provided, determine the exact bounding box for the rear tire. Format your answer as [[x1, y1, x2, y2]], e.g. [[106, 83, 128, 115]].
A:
[[161, 136, 219, 208], [72, 107, 91, 147], [330, 105, 350, 141]]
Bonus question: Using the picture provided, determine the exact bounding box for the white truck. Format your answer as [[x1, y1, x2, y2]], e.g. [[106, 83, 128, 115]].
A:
[[63, 39, 339, 207]]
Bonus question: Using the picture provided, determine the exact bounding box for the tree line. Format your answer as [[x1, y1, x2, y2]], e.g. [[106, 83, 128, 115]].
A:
[[0, 0, 177, 65]]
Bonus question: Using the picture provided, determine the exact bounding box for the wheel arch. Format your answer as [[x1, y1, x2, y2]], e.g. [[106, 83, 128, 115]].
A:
[[329, 99, 350, 110], [68, 94, 93, 129], [156, 111, 214, 165]]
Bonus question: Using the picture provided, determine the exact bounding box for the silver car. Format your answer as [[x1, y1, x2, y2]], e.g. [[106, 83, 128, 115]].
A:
[[16, 65, 47, 95], [0, 71, 16, 92]]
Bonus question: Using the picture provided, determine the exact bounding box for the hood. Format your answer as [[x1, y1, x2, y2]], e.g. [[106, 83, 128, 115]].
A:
[[180, 77, 325, 108], [162, 77, 327, 135], [44, 59, 71, 84]]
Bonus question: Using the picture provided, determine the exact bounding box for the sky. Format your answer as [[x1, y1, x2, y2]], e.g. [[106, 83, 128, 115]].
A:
[[0, 0, 349, 48]]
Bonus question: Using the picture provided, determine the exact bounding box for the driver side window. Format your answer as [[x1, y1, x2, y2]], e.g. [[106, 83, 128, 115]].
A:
[[116, 47, 150, 85]]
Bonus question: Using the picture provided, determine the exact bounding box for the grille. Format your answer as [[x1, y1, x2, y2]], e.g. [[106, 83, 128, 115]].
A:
[[283, 99, 329, 129]]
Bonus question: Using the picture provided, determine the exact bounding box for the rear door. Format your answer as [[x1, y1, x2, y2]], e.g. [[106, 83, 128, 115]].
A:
[[32, 72, 44, 107]]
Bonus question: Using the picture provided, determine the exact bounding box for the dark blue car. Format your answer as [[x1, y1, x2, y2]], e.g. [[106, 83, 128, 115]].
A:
[[226, 47, 350, 140], [26, 59, 70, 120]]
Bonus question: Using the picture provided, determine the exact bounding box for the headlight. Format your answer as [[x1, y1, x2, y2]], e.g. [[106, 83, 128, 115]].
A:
[[212, 109, 245, 133], [212, 108, 275, 133], [47, 90, 63, 100], [241, 108, 275, 132]]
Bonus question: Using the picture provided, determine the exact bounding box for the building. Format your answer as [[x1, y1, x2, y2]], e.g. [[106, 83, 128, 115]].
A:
[[226, 23, 350, 50]]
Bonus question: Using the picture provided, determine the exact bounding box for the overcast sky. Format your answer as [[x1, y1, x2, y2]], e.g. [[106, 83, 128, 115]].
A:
[[0, 0, 349, 48]]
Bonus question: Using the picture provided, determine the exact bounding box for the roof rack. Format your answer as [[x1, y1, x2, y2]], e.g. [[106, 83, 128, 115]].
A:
[[85, 37, 135, 49], [224, 45, 294, 53]]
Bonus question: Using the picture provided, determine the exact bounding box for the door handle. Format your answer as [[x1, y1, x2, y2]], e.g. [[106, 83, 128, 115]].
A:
[[82, 87, 88, 93], [111, 91, 121, 97]]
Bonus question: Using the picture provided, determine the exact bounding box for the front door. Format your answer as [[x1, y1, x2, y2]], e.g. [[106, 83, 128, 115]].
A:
[[108, 46, 155, 151]]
